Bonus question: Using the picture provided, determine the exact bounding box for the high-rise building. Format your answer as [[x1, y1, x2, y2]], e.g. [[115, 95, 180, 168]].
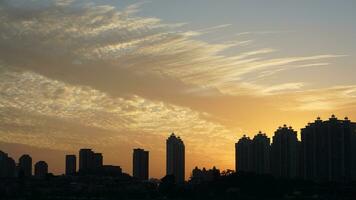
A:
[[271, 125, 298, 179], [34, 161, 48, 178], [79, 149, 94, 172], [65, 155, 76, 175], [93, 153, 103, 169], [18, 154, 32, 177], [0, 151, 16, 178], [301, 115, 356, 181], [166, 133, 185, 183], [190, 166, 220, 184], [235, 135, 252, 172], [133, 148, 149, 180], [101, 165, 122, 176], [251, 132, 270, 174]]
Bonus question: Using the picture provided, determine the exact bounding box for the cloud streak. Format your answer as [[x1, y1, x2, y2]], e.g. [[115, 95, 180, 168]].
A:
[[0, 0, 346, 98], [0, 65, 235, 166], [285, 86, 356, 111]]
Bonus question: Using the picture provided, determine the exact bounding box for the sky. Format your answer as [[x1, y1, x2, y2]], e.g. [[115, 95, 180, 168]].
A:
[[0, 0, 356, 179]]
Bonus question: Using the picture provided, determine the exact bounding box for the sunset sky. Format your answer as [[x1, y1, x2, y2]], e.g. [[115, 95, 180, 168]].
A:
[[0, 0, 356, 179]]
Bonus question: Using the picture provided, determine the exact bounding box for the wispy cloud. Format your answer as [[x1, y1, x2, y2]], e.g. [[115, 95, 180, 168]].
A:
[[236, 30, 295, 37], [0, 65, 235, 164], [280, 86, 356, 111], [196, 24, 232, 33], [0, 0, 345, 99]]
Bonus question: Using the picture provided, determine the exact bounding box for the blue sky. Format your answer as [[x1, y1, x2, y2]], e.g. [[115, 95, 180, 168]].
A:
[[112, 0, 356, 87]]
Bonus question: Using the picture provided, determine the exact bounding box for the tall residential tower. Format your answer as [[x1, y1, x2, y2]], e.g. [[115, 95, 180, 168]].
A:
[[18, 154, 32, 177], [166, 133, 185, 183], [133, 148, 149, 180], [251, 132, 270, 174], [235, 135, 252, 172], [301, 115, 356, 181], [65, 155, 76, 175], [271, 125, 298, 179]]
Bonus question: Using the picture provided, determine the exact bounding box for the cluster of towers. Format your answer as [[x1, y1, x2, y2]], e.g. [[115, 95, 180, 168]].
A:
[[65, 149, 122, 176], [132, 133, 185, 183], [6, 115, 355, 183], [0, 133, 185, 183], [190, 166, 220, 184], [63, 134, 185, 183], [0, 152, 48, 178], [236, 132, 271, 175], [235, 115, 356, 182], [2, 115, 356, 183], [63, 134, 186, 182]]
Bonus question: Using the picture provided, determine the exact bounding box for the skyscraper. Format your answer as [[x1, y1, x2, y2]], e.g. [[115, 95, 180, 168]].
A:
[[65, 155, 76, 175], [235, 135, 252, 172], [18, 154, 32, 177], [0, 151, 16, 178], [251, 132, 270, 174], [190, 166, 220, 184], [271, 125, 298, 179], [133, 148, 149, 180], [34, 161, 48, 178], [166, 133, 185, 183], [301, 115, 356, 181], [79, 149, 94, 172], [93, 153, 103, 169]]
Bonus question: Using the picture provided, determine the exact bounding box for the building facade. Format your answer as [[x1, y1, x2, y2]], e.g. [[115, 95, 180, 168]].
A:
[[18, 154, 32, 177], [251, 132, 270, 174], [65, 155, 76, 175], [235, 135, 252, 172], [79, 149, 94, 172], [34, 161, 48, 178], [166, 133, 185, 183], [190, 166, 220, 184], [0, 151, 16, 178], [93, 153, 103, 169], [133, 148, 149, 180], [271, 125, 298, 179], [301, 115, 356, 181]]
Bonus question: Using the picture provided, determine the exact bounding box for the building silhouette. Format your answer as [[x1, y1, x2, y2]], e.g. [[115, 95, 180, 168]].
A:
[[0, 151, 16, 178], [93, 153, 103, 169], [34, 161, 48, 178], [100, 165, 122, 176], [236, 132, 271, 174], [2, 115, 356, 184], [301, 115, 356, 181], [79, 149, 95, 172], [235, 135, 252, 172], [251, 132, 270, 174], [271, 125, 298, 179], [166, 133, 185, 183], [65, 155, 76, 175], [190, 166, 220, 184], [18, 154, 32, 177], [77, 148, 125, 176], [133, 148, 149, 180]]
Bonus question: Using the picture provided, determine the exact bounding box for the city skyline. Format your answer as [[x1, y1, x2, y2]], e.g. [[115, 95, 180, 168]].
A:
[[1, 0, 356, 180], [2, 114, 356, 182], [235, 115, 356, 182]]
